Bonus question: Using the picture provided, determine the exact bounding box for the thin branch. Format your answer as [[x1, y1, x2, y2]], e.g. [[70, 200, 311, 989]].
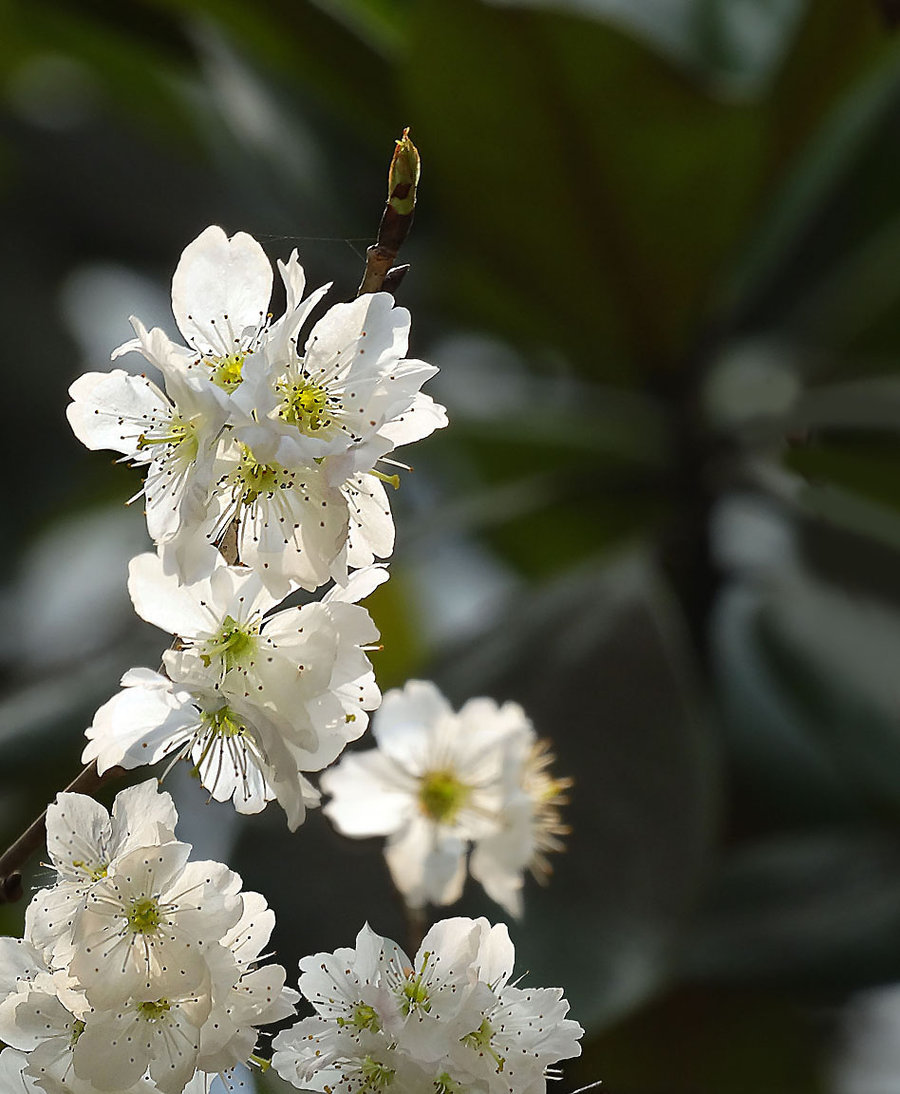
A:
[[357, 129, 420, 297], [0, 761, 126, 904]]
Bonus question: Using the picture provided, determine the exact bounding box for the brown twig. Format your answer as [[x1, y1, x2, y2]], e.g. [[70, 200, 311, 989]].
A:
[[357, 129, 420, 297], [0, 762, 126, 904]]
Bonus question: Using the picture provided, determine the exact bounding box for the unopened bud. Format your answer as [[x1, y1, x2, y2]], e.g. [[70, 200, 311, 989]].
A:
[[388, 128, 420, 216]]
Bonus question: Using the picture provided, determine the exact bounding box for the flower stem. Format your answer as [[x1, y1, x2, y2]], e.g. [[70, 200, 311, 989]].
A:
[[0, 761, 126, 904]]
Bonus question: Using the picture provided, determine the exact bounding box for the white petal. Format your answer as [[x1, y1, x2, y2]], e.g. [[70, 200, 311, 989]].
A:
[[371, 680, 453, 765], [384, 817, 467, 908], [172, 226, 272, 356], [127, 552, 217, 638]]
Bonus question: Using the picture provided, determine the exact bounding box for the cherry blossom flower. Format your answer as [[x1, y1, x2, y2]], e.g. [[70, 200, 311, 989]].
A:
[[3, 783, 296, 1094], [84, 553, 381, 825], [25, 782, 178, 962], [322, 681, 569, 914], [69, 842, 242, 1008], [271, 917, 583, 1094], [66, 359, 228, 547], [75, 224, 447, 594]]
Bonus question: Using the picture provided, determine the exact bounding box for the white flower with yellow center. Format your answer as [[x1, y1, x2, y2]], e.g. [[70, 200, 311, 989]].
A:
[[73, 991, 210, 1094], [82, 667, 323, 831], [25, 781, 178, 963], [66, 358, 228, 547], [323, 682, 571, 916], [69, 842, 242, 1008], [179, 437, 351, 595], [112, 225, 329, 400], [94, 553, 381, 825], [321, 682, 532, 909], [271, 918, 583, 1094], [234, 291, 447, 477]]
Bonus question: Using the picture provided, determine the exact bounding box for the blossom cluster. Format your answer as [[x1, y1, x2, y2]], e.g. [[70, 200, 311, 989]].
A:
[[271, 916, 583, 1094], [0, 781, 297, 1093], [323, 680, 572, 916], [67, 227, 446, 826]]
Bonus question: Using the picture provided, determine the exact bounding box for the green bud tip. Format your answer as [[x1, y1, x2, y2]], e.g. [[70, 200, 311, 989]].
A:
[[388, 127, 420, 216]]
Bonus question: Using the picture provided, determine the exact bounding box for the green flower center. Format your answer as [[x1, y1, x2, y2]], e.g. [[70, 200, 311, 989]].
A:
[[400, 953, 432, 1016], [127, 897, 162, 934], [207, 352, 246, 392], [338, 1002, 381, 1033], [419, 771, 469, 823], [234, 444, 285, 505], [201, 705, 246, 737], [434, 1074, 463, 1094], [202, 616, 258, 672], [72, 859, 108, 882], [461, 1018, 505, 1074], [359, 1056, 394, 1090], [137, 999, 171, 1021], [69, 1019, 86, 1048], [136, 414, 199, 462], [276, 378, 333, 434]]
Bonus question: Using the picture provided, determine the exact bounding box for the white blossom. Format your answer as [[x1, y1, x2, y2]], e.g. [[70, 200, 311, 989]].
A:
[[4, 783, 294, 1094], [322, 681, 568, 914], [195, 890, 299, 1075], [25, 782, 178, 962], [84, 552, 381, 826], [66, 359, 228, 546], [69, 842, 242, 1008], [271, 917, 583, 1094], [85, 224, 446, 594]]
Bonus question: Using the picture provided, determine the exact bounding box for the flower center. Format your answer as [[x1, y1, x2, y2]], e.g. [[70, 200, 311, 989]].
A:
[[359, 1056, 394, 1090], [137, 999, 171, 1021], [276, 377, 333, 434], [69, 1019, 86, 1048], [207, 352, 246, 392], [127, 897, 162, 934], [338, 1002, 381, 1033], [202, 616, 258, 672], [434, 1075, 463, 1094], [419, 771, 469, 823], [200, 705, 246, 738], [136, 414, 199, 462], [399, 955, 432, 1016], [72, 859, 108, 882], [234, 444, 288, 505], [461, 1018, 505, 1074]]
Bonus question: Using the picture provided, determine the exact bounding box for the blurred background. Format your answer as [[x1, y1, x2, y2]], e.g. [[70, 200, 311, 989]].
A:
[[4, 1, 900, 1090]]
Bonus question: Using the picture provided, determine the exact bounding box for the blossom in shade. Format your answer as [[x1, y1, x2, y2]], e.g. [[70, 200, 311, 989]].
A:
[[68, 842, 242, 1008], [83, 553, 382, 827], [25, 781, 178, 962], [2, 782, 297, 1093], [322, 681, 570, 915], [271, 917, 583, 1094]]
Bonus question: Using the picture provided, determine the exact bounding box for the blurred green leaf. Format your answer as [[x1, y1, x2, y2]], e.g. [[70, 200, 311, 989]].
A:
[[683, 833, 900, 986], [149, 0, 400, 135], [755, 566, 900, 813], [483, 0, 807, 97], [785, 434, 900, 516], [731, 47, 900, 318], [405, 0, 764, 376]]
